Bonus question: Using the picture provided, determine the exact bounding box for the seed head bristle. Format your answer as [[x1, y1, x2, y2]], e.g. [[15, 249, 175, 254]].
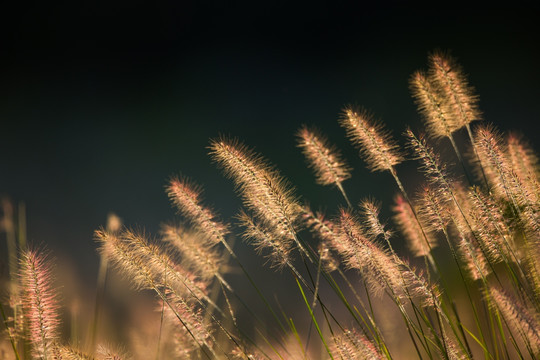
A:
[[360, 199, 393, 241], [167, 176, 229, 246], [96, 344, 130, 360], [474, 125, 512, 198], [53, 345, 94, 359], [231, 346, 266, 360], [490, 287, 540, 353], [405, 128, 455, 202], [393, 194, 437, 257], [357, 201, 439, 307], [302, 206, 343, 271], [507, 132, 540, 204], [19, 250, 61, 359], [447, 182, 475, 236], [440, 333, 471, 360], [467, 187, 514, 263], [161, 224, 223, 281], [340, 107, 404, 172], [121, 229, 209, 300], [339, 210, 436, 307], [162, 294, 212, 356], [237, 210, 293, 268], [302, 206, 339, 245], [410, 70, 458, 138], [296, 125, 351, 186], [95, 228, 208, 301], [417, 185, 451, 233], [474, 125, 536, 213], [209, 137, 302, 253], [316, 240, 340, 272], [428, 51, 481, 129], [508, 133, 540, 179], [95, 229, 163, 291], [458, 236, 488, 281], [332, 329, 383, 360]]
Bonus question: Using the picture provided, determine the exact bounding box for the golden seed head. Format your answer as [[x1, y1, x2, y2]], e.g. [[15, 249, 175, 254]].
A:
[[428, 51, 481, 129], [410, 70, 458, 138], [393, 194, 437, 257], [340, 107, 404, 172], [297, 125, 351, 186], [167, 175, 229, 245]]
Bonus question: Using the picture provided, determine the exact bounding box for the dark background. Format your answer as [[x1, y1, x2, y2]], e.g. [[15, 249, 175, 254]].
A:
[[1, 2, 539, 290]]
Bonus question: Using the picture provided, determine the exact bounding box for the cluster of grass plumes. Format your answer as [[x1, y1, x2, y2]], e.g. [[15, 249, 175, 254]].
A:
[[1, 52, 540, 359]]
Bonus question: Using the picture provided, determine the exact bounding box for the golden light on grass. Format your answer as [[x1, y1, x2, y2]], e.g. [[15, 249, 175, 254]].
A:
[[2, 52, 539, 360], [428, 52, 481, 129], [296, 126, 351, 187], [340, 107, 404, 172]]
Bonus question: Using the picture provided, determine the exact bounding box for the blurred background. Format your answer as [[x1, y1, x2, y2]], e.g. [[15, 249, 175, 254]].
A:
[[1, 1, 539, 355]]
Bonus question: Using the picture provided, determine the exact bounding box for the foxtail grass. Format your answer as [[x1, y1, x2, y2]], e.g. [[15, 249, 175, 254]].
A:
[[2, 51, 539, 360]]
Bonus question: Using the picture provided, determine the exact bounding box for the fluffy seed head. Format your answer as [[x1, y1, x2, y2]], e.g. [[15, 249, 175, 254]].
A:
[[475, 125, 537, 215], [428, 51, 481, 128], [410, 70, 457, 138], [53, 345, 95, 359], [458, 236, 488, 281], [474, 125, 510, 198], [161, 224, 223, 281], [19, 250, 61, 359], [360, 199, 393, 241], [97, 344, 129, 360], [490, 287, 540, 353], [162, 294, 212, 356], [302, 206, 339, 246], [332, 329, 383, 360], [467, 187, 515, 263], [231, 346, 266, 360], [302, 206, 341, 271], [405, 128, 455, 201], [95, 229, 158, 291], [95, 228, 208, 301], [507, 132, 540, 184], [209, 137, 302, 252], [303, 205, 340, 272], [340, 107, 404, 172], [337, 210, 395, 296], [296, 125, 351, 186], [440, 334, 470, 360], [417, 185, 451, 233], [393, 194, 437, 257], [237, 210, 293, 268], [507, 133, 540, 209], [167, 176, 229, 246], [339, 210, 436, 307]]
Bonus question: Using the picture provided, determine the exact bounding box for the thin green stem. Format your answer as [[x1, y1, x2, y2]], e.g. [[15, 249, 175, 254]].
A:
[[296, 277, 335, 360], [0, 302, 21, 360]]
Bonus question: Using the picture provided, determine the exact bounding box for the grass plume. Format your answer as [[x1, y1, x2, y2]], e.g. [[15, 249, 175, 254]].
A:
[[339, 107, 404, 172], [19, 250, 61, 360]]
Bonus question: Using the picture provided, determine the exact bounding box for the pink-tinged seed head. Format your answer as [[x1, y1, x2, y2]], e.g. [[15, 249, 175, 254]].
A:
[[19, 249, 61, 359]]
